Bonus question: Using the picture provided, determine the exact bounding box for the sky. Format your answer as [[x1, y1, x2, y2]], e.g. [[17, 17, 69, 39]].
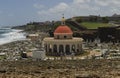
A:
[[0, 0, 120, 26]]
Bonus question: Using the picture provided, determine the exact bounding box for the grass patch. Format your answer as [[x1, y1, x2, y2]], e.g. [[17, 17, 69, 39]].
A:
[[0, 56, 6, 60], [76, 51, 90, 57], [81, 22, 111, 29]]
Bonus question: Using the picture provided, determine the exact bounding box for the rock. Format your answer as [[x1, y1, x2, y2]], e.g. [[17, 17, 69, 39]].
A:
[[0, 70, 6, 73]]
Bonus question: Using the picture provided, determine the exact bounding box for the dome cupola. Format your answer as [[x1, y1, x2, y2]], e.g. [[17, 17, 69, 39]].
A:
[[54, 14, 73, 39]]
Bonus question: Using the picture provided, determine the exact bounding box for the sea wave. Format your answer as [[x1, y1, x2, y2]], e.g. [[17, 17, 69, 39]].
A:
[[0, 29, 26, 45]]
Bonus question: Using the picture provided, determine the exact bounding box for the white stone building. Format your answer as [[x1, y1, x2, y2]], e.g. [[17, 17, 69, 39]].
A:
[[43, 16, 83, 56], [32, 49, 46, 60]]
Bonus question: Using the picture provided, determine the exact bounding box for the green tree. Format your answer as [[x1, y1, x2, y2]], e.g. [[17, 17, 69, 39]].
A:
[[102, 17, 109, 23]]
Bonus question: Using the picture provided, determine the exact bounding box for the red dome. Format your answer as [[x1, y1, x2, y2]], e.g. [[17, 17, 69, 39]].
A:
[[54, 25, 73, 34]]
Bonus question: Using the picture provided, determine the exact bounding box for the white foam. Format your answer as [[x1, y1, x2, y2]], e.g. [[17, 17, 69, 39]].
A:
[[0, 29, 26, 45]]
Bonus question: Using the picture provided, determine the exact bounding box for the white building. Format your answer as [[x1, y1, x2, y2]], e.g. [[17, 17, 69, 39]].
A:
[[32, 49, 46, 60], [43, 16, 83, 56]]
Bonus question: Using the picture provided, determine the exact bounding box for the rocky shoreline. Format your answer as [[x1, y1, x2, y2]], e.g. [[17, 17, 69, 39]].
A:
[[0, 59, 119, 78]]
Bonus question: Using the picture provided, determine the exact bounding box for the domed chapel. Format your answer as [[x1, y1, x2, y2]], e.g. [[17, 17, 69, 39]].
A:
[[43, 16, 83, 56]]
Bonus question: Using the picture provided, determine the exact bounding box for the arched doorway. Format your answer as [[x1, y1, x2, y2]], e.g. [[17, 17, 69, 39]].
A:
[[45, 44, 47, 52], [65, 45, 71, 55], [53, 45, 57, 52], [53, 44, 57, 56], [59, 45, 64, 56]]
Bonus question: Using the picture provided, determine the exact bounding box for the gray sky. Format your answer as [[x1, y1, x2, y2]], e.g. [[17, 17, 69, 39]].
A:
[[0, 0, 120, 26]]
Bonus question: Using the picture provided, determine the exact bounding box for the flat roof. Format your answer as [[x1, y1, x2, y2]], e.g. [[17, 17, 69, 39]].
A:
[[43, 37, 83, 42]]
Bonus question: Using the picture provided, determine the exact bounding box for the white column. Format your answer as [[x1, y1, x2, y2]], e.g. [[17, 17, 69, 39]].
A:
[[70, 44, 72, 54], [51, 44, 53, 53], [57, 44, 59, 54], [63, 45, 66, 55]]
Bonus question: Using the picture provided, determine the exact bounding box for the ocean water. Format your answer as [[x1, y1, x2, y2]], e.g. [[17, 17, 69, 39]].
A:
[[0, 28, 26, 45]]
